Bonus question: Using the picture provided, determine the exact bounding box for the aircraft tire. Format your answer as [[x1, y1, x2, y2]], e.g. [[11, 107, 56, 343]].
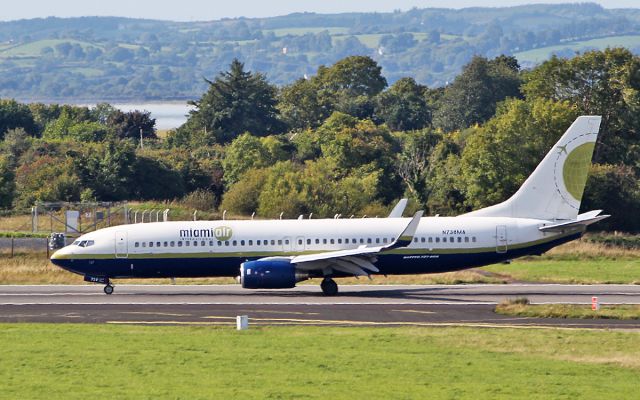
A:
[[321, 278, 338, 296], [104, 284, 114, 295]]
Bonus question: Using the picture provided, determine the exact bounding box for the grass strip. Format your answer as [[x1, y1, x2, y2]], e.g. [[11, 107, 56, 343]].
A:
[[496, 302, 640, 320]]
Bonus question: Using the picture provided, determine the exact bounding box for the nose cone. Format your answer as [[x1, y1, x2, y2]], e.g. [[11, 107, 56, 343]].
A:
[[50, 247, 71, 267]]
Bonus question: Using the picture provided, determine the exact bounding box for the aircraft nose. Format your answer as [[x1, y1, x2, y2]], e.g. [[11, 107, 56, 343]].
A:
[[50, 247, 71, 266]]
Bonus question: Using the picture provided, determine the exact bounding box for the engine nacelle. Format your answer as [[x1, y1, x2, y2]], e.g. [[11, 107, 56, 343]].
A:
[[240, 258, 307, 289]]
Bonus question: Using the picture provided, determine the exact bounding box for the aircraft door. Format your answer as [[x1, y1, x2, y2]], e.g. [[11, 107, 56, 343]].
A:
[[496, 225, 508, 254], [115, 231, 128, 258]]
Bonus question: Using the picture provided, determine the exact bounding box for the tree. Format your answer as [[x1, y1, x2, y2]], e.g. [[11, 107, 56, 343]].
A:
[[0, 155, 15, 208], [43, 110, 109, 142], [459, 98, 578, 209], [581, 164, 640, 232], [396, 129, 442, 207], [220, 168, 269, 215], [0, 99, 37, 139], [222, 133, 271, 185], [522, 49, 640, 166], [374, 78, 431, 131], [14, 156, 81, 208], [107, 109, 157, 141], [185, 59, 282, 144], [316, 56, 387, 118], [278, 78, 330, 131], [73, 141, 136, 200], [433, 55, 522, 132]]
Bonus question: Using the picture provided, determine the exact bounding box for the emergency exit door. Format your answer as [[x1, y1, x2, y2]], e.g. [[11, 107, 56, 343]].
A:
[[496, 225, 508, 254], [115, 231, 128, 258]]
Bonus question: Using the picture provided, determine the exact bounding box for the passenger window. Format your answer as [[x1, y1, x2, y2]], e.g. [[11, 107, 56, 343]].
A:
[[323, 239, 327, 244], [142, 242, 146, 248], [458, 237, 462, 243], [271, 240, 275, 245], [345, 239, 350, 244], [383, 238, 388, 244], [193, 241, 198, 247], [465, 237, 469, 243], [149, 242, 154, 248], [367, 238, 372, 244], [257, 240, 261, 245], [285, 240, 289, 245], [414, 238, 418, 243], [209, 240, 213, 246], [360, 239, 364, 244], [330, 239, 335, 245], [421, 237, 426, 243], [201, 241, 205, 246], [307, 239, 311, 245], [248, 240, 253, 246], [241, 240, 245, 246], [435, 237, 440, 243], [164, 242, 168, 247], [134, 242, 139, 248], [472, 237, 477, 243], [315, 239, 320, 244], [156, 242, 160, 247], [225, 241, 230, 246], [177, 241, 182, 247], [338, 239, 342, 244], [298, 239, 303, 245], [429, 237, 433, 243], [170, 241, 175, 247], [353, 238, 357, 244]]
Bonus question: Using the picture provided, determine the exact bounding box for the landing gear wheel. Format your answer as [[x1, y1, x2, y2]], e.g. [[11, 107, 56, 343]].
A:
[[321, 278, 338, 296], [104, 284, 114, 295]]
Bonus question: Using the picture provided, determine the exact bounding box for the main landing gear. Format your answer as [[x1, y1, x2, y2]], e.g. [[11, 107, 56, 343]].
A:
[[321, 278, 338, 296]]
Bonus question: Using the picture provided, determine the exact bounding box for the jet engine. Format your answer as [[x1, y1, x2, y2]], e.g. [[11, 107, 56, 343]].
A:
[[240, 258, 308, 289]]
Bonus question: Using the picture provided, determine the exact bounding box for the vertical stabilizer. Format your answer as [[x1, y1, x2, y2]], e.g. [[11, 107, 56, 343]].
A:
[[465, 116, 602, 221]]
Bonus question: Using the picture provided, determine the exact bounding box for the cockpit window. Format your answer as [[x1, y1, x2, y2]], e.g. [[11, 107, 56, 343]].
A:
[[76, 240, 95, 248]]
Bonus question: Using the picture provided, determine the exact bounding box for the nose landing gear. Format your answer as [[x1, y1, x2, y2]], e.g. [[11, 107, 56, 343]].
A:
[[320, 278, 338, 296], [104, 283, 114, 295]]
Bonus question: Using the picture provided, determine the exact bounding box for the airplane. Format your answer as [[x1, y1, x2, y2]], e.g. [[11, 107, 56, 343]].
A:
[[51, 116, 609, 296]]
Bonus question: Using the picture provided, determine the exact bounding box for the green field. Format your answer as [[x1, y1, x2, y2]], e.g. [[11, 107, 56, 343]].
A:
[[485, 258, 640, 284], [267, 27, 350, 37], [0, 324, 638, 399], [515, 35, 640, 63], [0, 39, 100, 58]]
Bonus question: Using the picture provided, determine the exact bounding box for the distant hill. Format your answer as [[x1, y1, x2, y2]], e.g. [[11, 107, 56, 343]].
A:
[[1, 2, 640, 101]]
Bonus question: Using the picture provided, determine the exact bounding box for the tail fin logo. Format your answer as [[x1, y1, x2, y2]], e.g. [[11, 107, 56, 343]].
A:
[[553, 134, 597, 208]]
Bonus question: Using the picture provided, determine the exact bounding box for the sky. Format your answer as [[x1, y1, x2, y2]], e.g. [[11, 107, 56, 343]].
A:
[[0, 1, 638, 22]]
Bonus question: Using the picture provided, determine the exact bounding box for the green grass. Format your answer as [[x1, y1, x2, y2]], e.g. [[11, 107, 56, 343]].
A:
[[484, 258, 640, 284], [0, 324, 638, 399], [515, 35, 640, 63], [0, 39, 99, 58], [496, 303, 640, 320]]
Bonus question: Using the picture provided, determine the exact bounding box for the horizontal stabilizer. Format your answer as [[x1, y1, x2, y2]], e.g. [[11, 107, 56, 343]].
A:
[[539, 210, 610, 232]]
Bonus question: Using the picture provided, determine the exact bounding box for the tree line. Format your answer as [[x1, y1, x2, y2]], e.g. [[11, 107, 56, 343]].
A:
[[1, 49, 639, 231]]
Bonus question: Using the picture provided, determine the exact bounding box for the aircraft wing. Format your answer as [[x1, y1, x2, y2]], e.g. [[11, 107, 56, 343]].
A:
[[538, 210, 610, 232], [291, 211, 423, 276]]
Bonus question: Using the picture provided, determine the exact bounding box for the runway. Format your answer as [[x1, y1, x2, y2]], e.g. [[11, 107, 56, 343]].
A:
[[1, 284, 639, 329]]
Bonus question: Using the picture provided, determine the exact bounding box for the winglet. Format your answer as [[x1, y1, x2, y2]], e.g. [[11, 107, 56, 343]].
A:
[[385, 211, 423, 250], [388, 198, 408, 218]]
